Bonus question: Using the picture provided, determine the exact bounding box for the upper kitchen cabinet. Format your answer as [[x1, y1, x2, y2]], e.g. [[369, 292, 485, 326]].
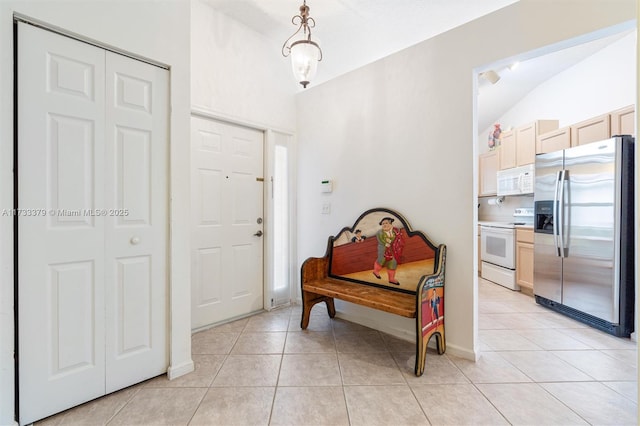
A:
[[570, 113, 610, 146], [537, 126, 571, 154], [499, 130, 516, 169], [610, 105, 635, 137], [501, 120, 559, 168], [479, 151, 498, 196]]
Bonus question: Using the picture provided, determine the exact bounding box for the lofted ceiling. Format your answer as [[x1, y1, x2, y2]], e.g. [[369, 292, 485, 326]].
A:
[[202, 0, 633, 132]]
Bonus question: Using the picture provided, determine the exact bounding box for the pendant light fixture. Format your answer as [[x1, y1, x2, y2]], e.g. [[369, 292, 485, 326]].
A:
[[281, 0, 323, 88]]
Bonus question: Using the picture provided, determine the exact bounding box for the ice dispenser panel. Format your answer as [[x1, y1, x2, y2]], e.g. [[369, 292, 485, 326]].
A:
[[535, 200, 554, 234]]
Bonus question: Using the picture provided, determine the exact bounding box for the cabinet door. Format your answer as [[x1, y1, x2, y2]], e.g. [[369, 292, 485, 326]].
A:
[[610, 105, 635, 137], [516, 242, 534, 290], [515, 123, 536, 166], [571, 114, 610, 146], [537, 127, 570, 154], [479, 151, 498, 196], [499, 130, 516, 170], [477, 232, 482, 276]]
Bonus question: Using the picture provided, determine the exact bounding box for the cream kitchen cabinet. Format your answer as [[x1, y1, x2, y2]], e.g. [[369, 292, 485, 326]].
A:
[[479, 151, 498, 196], [571, 113, 610, 146], [502, 120, 559, 168], [499, 130, 516, 170], [516, 228, 534, 293], [537, 126, 571, 154], [610, 105, 635, 137]]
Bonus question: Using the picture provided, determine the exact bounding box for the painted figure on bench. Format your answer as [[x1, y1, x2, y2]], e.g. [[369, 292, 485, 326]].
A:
[[430, 288, 441, 327], [351, 229, 366, 243], [373, 217, 404, 285]]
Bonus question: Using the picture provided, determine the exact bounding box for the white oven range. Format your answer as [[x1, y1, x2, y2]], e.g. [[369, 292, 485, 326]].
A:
[[479, 221, 520, 290]]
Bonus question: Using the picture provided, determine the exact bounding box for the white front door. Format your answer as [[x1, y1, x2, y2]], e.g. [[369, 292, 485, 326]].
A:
[[191, 116, 264, 328], [17, 23, 168, 424]]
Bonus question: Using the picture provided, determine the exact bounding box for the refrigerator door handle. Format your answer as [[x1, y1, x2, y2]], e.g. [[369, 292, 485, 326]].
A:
[[558, 169, 568, 258], [553, 170, 561, 256]]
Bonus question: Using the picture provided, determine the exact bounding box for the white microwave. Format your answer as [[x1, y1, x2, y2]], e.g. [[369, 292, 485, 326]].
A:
[[497, 164, 534, 196]]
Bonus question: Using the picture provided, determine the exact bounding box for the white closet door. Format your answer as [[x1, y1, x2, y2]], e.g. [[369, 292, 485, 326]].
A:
[[18, 22, 107, 424], [191, 117, 264, 328], [18, 23, 169, 424], [104, 51, 168, 392]]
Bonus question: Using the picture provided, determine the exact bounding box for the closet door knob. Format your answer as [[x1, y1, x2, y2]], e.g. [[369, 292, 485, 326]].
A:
[[130, 236, 141, 245]]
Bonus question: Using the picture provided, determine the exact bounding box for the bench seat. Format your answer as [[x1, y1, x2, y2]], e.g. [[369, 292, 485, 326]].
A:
[[303, 278, 416, 318]]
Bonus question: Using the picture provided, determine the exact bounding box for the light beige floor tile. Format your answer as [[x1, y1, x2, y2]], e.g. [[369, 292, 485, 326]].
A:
[[335, 331, 387, 353], [231, 331, 286, 354], [211, 354, 282, 387], [557, 327, 636, 350], [449, 352, 532, 384], [602, 381, 638, 402], [189, 387, 274, 426], [515, 328, 592, 350], [244, 313, 290, 332], [498, 351, 593, 382], [35, 386, 140, 426], [108, 387, 207, 425], [552, 350, 638, 381], [393, 352, 469, 384], [344, 385, 428, 426], [601, 349, 637, 367], [191, 331, 239, 354], [541, 381, 638, 425], [479, 329, 543, 350], [479, 300, 520, 314], [270, 386, 349, 426], [145, 355, 225, 388], [476, 383, 588, 425], [338, 351, 406, 385], [413, 383, 508, 425], [284, 331, 336, 353], [200, 317, 249, 333], [478, 314, 510, 330], [288, 315, 332, 331], [380, 333, 415, 353], [529, 311, 589, 329], [332, 318, 376, 334], [278, 353, 342, 386]]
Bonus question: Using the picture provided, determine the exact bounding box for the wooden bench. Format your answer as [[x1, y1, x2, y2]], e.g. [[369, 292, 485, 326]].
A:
[[300, 208, 446, 376]]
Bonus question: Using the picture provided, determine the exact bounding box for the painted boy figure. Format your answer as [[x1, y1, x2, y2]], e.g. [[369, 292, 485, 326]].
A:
[[372, 217, 404, 285]]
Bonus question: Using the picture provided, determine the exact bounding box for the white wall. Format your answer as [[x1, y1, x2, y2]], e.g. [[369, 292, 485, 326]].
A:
[[295, 0, 636, 361], [191, 0, 297, 131], [0, 1, 192, 423], [479, 31, 637, 143]]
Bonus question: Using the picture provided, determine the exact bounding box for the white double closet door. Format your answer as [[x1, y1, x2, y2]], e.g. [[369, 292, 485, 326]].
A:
[[17, 23, 169, 424]]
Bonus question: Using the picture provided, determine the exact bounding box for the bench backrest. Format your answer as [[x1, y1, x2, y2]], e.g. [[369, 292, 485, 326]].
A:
[[326, 208, 441, 295]]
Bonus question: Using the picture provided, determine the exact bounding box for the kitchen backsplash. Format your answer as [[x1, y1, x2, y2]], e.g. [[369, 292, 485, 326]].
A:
[[478, 195, 534, 222]]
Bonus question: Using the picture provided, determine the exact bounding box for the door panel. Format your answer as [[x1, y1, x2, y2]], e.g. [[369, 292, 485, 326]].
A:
[[104, 51, 168, 392], [18, 23, 168, 424], [191, 116, 264, 328], [18, 22, 106, 424]]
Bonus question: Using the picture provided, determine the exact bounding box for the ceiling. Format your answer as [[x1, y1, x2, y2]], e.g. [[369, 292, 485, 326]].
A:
[[203, 0, 633, 131]]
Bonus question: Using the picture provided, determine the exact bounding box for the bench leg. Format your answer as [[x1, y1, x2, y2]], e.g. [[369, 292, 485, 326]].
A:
[[301, 290, 335, 329], [415, 325, 446, 376]]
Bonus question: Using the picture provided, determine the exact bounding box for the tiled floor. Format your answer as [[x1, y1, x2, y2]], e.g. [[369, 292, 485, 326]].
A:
[[37, 278, 637, 425]]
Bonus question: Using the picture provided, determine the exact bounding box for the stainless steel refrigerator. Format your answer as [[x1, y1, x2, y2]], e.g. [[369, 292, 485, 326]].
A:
[[533, 135, 634, 337]]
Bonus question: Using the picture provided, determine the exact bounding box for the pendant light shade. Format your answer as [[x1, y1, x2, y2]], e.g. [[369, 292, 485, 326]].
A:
[[282, 1, 323, 88]]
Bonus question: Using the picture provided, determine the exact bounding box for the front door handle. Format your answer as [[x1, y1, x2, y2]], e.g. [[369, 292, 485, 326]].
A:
[[253, 230, 263, 237]]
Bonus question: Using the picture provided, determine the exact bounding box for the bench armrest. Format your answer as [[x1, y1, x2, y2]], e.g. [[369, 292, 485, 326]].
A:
[[301, 256, 329, 283]]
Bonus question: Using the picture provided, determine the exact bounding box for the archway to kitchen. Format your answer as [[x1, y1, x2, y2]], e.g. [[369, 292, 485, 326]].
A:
[[473, 21, 637, 347]]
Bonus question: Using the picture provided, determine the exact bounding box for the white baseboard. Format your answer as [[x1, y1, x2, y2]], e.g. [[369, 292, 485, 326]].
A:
[[167, 359, 195, 380]]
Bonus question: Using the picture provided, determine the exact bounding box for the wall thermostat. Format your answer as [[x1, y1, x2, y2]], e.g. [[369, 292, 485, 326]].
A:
[[321, 179, 333, 193]]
